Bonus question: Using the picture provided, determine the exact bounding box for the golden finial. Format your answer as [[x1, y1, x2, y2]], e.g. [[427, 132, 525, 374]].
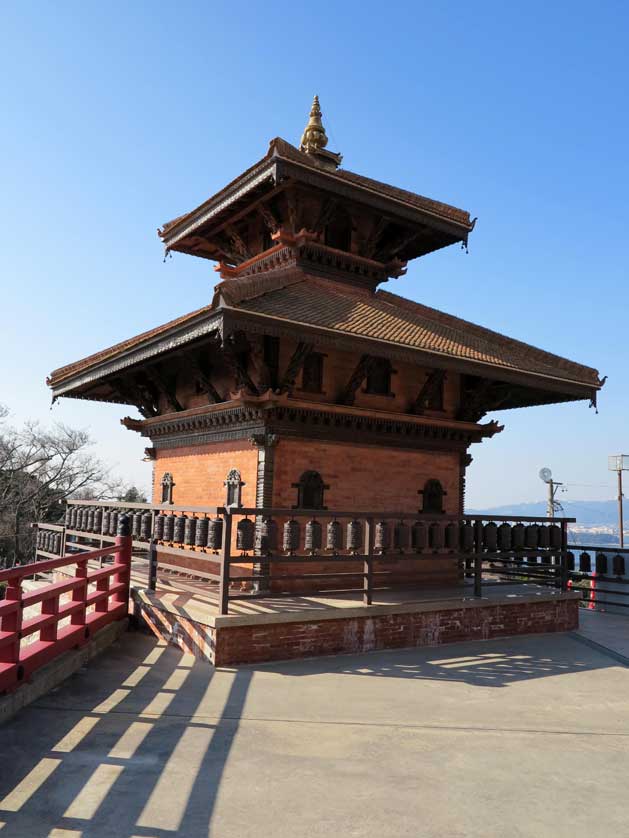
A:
[[300, 95, 329, 154]]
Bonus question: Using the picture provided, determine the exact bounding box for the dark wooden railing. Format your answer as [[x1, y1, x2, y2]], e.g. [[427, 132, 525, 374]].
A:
[[34, 501, 575, 615], [561, 544, 629, 612]]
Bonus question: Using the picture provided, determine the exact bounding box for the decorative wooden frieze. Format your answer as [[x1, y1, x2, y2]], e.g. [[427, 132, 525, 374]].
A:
[[277, 341, 314, 394], [338, 354, 378, 405], [110, 376, 159, 418], [185, 351, 223, 404], [221, 332, 260, 396], [413, 369, 446, 414], [145, 366, 183, 413], [257, 202, 280, 234], [225, 224, 252, 262], [122, 399, 501, 454]]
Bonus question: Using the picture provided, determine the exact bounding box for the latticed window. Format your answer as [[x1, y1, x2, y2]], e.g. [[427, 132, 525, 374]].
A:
[[301, 352, 324, 393], [225, 469, 244, 508], [161, 473, 174, 504], [366, 358, 392, 396], [293, 471, 328, 510], [420, 479, 446, 514]]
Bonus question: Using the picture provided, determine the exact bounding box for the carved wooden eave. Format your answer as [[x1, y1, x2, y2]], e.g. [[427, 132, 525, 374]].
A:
[[219, 308, 601, 407], [49, 295, 601, 413], [158, 138, 475, 262], [120, 393, 503, 453], [271, 157, 472, 244], [215, 234, 406, 289], [48, 316, 223, 400]]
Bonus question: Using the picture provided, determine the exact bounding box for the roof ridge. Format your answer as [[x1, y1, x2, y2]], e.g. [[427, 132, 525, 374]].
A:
[[218, 270, 305, 307], [376, 289, 600, 382]]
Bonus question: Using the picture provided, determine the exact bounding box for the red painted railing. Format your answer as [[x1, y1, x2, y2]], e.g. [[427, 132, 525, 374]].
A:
[[0, 521, 132, 694]]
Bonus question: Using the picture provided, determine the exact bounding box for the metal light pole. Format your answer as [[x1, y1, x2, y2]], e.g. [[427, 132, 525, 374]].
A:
[[608, 455, 629, 548], [539, 468, 563, 518]]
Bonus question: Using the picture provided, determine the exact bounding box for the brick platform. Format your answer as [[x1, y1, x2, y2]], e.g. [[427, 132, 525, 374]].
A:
[[131, 584, 580, 666]]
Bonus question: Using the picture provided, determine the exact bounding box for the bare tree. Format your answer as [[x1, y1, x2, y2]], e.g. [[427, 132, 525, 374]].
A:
[[0, 406, 124, 566]]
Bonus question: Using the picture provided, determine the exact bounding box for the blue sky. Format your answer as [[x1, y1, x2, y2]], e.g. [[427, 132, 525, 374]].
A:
[[1, 1, 627, 508]]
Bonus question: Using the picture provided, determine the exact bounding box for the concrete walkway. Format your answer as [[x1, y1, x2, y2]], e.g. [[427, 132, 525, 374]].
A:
[[1, 625, 629, 837]]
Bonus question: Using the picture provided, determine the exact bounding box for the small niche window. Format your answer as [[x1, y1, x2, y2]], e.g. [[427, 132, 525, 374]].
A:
[[161, 473, 174, 504], [293, 471, 329, 510], [225, 469, 244, 508], [420, 479, 447, 514], [366, 358, 392, 396], [301, 352, 324, 394]]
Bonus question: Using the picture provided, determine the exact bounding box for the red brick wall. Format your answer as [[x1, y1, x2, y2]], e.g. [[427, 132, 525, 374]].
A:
[[152, 441, 258, 508], [149, 432, 465, 593], [268, 439, 462, 591], [273, 438, 460, 511], [133, 590, 579, 666], [152, 441, 258, 577], [212, 597, 579, 665]]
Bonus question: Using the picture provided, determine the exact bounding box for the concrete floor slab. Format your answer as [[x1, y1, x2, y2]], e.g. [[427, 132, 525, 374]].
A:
[[0, 627, 628, 837]]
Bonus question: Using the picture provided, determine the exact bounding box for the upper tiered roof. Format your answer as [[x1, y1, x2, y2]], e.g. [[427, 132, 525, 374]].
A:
[[47, 97, 604, 415]]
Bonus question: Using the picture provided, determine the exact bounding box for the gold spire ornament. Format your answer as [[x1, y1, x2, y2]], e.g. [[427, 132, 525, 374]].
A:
[[300, 95, 328, 153], [299, 95, 342, 170]]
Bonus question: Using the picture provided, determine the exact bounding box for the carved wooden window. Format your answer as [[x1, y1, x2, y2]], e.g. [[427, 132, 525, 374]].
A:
[[301, 352, 324, 394], [161, 473, 174, 504], [365, 358, 392, 396], [293, 471, 328, 510], [420, 479, 447, 514], [225, 469, 244, 508]]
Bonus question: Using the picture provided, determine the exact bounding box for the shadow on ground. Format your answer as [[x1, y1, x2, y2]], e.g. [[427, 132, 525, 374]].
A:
[[0, 627, 621, 837], [257, 634, 606, 686]]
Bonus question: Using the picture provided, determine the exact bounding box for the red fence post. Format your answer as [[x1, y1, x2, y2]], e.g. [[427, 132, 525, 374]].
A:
[[71, 558, 89, 638], [0, 581, 23, 687], [113, 514, 132, 611]]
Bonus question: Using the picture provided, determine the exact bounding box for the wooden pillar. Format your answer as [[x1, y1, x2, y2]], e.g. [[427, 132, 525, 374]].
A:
[[251, 433, 278, 593]]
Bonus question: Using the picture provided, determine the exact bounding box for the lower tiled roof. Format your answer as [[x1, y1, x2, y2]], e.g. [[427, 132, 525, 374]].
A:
[[228, 276, 600, 387], [48, 272, 601, 392]]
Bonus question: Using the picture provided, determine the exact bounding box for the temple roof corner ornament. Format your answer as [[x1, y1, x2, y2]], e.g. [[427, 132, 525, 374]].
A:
[[300, 95, 342, 170]]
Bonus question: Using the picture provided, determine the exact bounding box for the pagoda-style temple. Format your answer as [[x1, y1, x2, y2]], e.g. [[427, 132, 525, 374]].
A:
[[46, 97, 603, 617]]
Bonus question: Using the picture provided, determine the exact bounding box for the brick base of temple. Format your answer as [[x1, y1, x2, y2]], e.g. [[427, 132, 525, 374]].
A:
[[131, 588, 579, 667]]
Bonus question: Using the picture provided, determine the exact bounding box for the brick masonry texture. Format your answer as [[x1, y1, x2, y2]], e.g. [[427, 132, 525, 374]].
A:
[[213, 598, 579, 666], [152, 441, 258, 507], [132, 591, 578, 667], [269, 439, 461, 591], [149, 434, 466, 591]]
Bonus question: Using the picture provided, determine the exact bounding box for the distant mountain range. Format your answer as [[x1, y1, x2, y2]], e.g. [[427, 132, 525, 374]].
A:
[[468, 499, 621, 526]]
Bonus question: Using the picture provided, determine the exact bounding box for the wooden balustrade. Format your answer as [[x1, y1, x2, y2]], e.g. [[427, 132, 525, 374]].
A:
[[1, 517, 132, 695], [34, 501, 574, 614]]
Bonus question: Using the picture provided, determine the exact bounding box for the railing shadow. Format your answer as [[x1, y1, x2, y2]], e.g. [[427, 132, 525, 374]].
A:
[[0, 629, 251, 838], [250, 633, 615, 688]]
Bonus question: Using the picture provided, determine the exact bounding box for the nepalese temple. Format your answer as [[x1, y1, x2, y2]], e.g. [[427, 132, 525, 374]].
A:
[[47, 97, 603, 567]]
